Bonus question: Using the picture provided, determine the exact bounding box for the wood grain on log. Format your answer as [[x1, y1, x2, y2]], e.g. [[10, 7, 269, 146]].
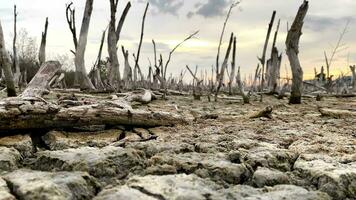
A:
[[0, 98, 187, 131], [20, 61, 61, 98]]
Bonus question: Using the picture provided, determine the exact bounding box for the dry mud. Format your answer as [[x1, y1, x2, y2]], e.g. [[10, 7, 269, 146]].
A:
[[0, 95, 355, 200]]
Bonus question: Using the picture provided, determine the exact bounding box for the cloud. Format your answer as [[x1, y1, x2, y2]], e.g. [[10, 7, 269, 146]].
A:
[[304, 15, 355, 31], [138, 0, 184, 16], [187, 0, 233, 18]]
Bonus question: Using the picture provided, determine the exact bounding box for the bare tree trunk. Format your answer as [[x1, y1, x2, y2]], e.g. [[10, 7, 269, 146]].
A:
[[92, 30, 106, 90], [134, 2, 149, 84], [108, 0, 121, 90], [65, 2, 79, 86], [116, 2, 131, 43], [216, 2, 239, 82], [228, 37, 236, 95], [286, 0, 309, 104], [186, 65, 202, 100], [268, 47, 282, 94], [350, 65, 356, 92], [21, 61, 61, 98], [75, 0, 95, 90], [251, 64, 260, 92], [259, 11, 276, 94], [236, 66, 249, 104], [215, 33, 234, 102], [13, 5, 21, 87], [122, 46, 132, 82], [39, 17, 49, 65], [0, 20, 17, 97]]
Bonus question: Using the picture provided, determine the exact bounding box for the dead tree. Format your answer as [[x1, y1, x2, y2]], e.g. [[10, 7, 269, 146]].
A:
[[228, 37, 237, 95], [75, 0, 95, 90], [92, 29, 106, 90], [13, 5, 21, 86], [236, 66, 250, 104], [286, 0, 309, 104], [116, 2, 131, 43], [122, 46, 132, 82], [20, 61, 61, 98], [251, 64, 261, 92], [215, 33, 234, 102], [163, 31, 199, 97], [186, 65, 202, 100], [66, 2, 78, 52], [0, 20, 17, 97], [108, 0, 121, 90], [350, 65, 356, 92], [259, 11, 276, 101], [266, 19, 282, 94], [216, 2, 239, 82], [133, 2, 149, 85], [324, 21, 349, 80], [39, 17, 49, 65]]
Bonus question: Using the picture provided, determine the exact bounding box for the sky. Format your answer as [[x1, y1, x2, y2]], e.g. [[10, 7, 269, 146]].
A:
[[0, 0, 355, 80]]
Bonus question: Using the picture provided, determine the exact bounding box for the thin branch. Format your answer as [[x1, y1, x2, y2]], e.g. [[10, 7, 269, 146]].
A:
[[163, 30, 199, 79]]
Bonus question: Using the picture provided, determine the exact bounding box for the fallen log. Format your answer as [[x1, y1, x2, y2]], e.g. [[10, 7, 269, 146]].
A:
[[0, 98, 187, 131], [318, 107, 356, 119]]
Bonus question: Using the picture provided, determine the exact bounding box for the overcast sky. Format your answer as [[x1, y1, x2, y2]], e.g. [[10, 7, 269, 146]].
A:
[[0, 0, 355, 80]]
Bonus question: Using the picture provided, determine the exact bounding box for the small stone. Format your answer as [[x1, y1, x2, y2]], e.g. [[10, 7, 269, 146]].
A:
[[94, 185, 155, 200], [0, 134, 33, 157], [32, 146, 145, 179], [252, 167, 290, 187], [0, 147, 21, 172], [3, 169, 100, 200], [0, 177, 16, 200]]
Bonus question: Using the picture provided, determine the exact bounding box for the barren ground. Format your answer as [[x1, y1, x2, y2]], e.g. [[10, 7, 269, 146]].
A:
[[0, 94, 355, 200]]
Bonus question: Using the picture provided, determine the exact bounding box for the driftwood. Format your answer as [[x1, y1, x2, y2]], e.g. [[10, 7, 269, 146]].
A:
[[286, 1, 309, 104], [0, 98, 187, 131], [249, 106, 273, 119], [20, 61, 61, 98], [318, 107, 356, 119]]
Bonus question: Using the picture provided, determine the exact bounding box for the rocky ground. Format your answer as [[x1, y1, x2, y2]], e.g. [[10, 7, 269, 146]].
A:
[[0, 94, 355, 200]]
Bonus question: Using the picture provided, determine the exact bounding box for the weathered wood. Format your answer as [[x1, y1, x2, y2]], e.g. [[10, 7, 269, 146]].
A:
[[122, 46, 132, 82], [0, 98, 187, 131], [350, 65, 356, 92], [20, 61, 61, 98], [75, 0, 95, 90], [216, 2, 238, 80], [215, 33, 234, 102], [134, 2, 149, 83], [259, 10, 276, 95], [228, 36, 237, 95], [286, 0, 309, 104], [236, 66, 250, 104], [13, 5, 21, 86], [116, 1, 131, 43], [0, 20, 17, 97], [108, 0, 121, 90], [39, 17, 49, 65]]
